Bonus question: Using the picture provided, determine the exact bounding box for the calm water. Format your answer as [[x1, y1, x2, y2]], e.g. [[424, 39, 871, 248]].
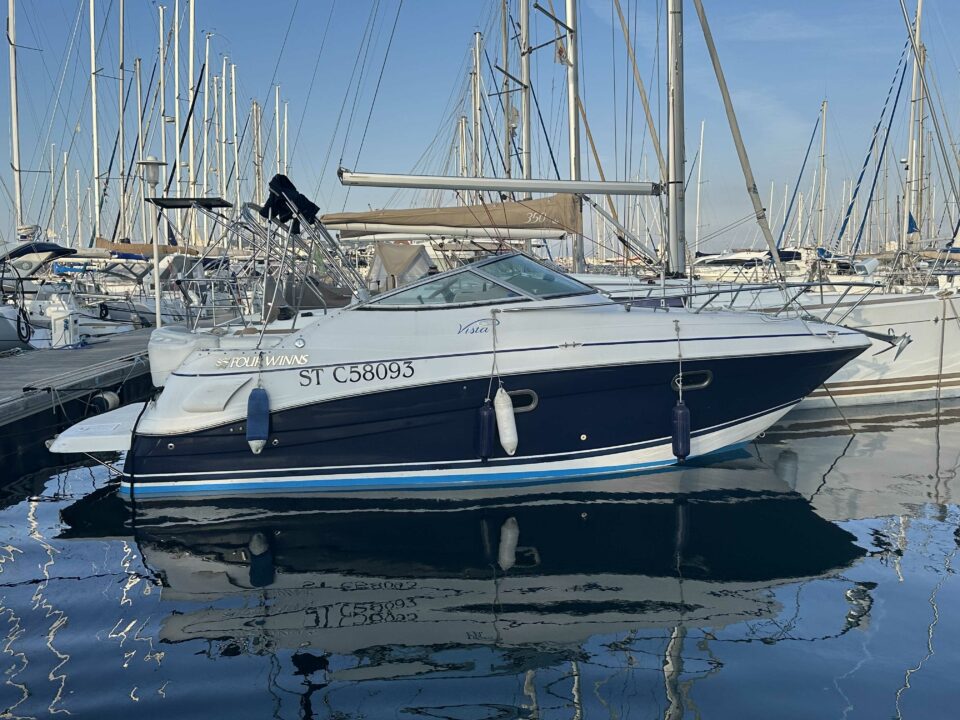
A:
[[1, 402, 958, 719]]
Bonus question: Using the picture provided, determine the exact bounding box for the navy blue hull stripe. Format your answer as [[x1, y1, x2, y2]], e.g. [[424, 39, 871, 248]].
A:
[[127, 346, 860, 486], [128, 398, 799, 481]]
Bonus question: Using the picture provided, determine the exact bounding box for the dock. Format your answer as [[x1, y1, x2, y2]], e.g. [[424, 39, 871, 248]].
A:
[[0, 328, 155, 477]]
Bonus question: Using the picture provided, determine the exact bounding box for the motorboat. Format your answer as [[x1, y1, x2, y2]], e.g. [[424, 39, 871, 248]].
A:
[[50, 252, 869, 496]]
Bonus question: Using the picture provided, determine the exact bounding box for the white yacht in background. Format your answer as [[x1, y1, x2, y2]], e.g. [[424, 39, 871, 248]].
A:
[[52, 252, 868, 496], [582, 270, 959, 408]]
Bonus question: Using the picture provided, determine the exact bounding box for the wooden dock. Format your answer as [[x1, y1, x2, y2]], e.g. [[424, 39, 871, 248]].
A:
[[0, 328, 154, 477]]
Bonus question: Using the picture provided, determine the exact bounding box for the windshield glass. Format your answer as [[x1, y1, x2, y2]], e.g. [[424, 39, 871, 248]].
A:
[[370, 270, 521, 307], [477, 254, 595, 298]]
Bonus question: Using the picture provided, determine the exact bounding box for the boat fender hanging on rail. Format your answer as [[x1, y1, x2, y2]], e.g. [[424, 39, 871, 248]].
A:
[[478, 398, 495, 460], [494, 387, 518, 456], [246, 387, 270, 455], [90, 390, 120, 415], [672, 400, 690, 462]]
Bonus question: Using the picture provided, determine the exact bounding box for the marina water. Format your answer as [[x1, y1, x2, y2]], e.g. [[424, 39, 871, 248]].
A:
[[0, 400, 957, 718]]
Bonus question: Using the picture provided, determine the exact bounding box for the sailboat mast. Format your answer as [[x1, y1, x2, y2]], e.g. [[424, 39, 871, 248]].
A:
[[187, 0, 195, 197], [7, 0, 22, 227], [817, 100, 827, 246], [565, 0, 584, 272], [75, 170, 81, 247], [472, 32, 483, 180], [274, 84, 281, 176], [230, 63, 239, 208], [173, 0, 181, 196], [694, 119, 704, 253], [63, 151, 69, 242], [118, 0, 125, 238], [902, 0, 922, 250], [501, 0, 512, 177], [915, 43, 926, 234], [519, 0, 532, 251], [252, 100, 263, 204], [666, 0, 685, 274], [220, 56, 228, 197], [202, 32, 210, 199], [89, 0, 100, 240], [158, 5, 167, 172]]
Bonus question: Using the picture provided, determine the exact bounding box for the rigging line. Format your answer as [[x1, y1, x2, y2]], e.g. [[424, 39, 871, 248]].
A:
[[926, 60, 960, 215], [697, 212, 757, 244], [899, 0, 960, 232], [163, 62, 206, 197], [36, 3, 86, 229], [338, 0, 382, 169], [109, 62, 159, 241], [24, 0, 93, 222], [291, 0, 337, 160], [480, 50, 511, 179], [610, 0, 618, 185], [313, 0, 380, 200], [852, 58, 909, 257], [508, 14, 562, 180], [833, 41, 909, 251], [483, 40, 521, 186], [344, 0, 404, 211], [23, 0, 85, 223], [777, 114, 820, 248], [259, 0, 299, 114]]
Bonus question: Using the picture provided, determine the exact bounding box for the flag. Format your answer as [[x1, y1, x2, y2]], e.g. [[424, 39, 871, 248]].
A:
[[907, 212, 919, 234]]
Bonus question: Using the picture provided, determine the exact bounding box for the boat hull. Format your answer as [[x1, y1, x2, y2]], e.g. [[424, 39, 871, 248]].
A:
[[122, 346, 861, 496], [799, 293, 960, 408]]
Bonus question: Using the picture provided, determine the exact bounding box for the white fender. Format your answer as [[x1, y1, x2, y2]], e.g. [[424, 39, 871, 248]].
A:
[[494, 387, 518, 456]]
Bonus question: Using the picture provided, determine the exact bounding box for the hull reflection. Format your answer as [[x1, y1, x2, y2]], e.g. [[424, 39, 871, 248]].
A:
[[762, 399, 960, 520], [61, 459, 865, 687]]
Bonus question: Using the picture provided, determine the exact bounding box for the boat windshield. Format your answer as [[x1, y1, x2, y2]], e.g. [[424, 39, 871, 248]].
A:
[[476, 254, 595, 298], [366, 254, 595, 308], [368, 270, 522, 307]]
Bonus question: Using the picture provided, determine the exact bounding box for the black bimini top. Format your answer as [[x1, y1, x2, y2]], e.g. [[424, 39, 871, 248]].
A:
[[1, 242, 77, 262]]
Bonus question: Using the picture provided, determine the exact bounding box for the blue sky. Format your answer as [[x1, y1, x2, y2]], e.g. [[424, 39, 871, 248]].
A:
[[2, 0, 954, 252]]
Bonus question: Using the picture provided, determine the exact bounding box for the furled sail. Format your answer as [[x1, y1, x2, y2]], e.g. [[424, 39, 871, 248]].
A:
[[320, 194, 580, 239]]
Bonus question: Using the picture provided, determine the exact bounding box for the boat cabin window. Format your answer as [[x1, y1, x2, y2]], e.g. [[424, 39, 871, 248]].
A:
[[476, 254, 594, 298], [369, 270, 521, 307]]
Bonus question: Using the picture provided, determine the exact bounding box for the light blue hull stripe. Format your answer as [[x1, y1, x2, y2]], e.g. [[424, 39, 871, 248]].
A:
[[120, 442, 748, 497]]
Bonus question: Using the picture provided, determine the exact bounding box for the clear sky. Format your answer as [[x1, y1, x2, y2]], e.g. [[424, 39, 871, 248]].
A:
[[1, 0, 954, 253]]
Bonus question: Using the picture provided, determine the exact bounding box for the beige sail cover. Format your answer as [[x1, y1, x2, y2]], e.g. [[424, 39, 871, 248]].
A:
[[321, 194, 580, 238]]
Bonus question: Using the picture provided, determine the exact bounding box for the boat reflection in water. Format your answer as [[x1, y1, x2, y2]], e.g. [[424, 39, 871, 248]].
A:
[[61, 455, 867, 716], [760, 398, 960, 521]]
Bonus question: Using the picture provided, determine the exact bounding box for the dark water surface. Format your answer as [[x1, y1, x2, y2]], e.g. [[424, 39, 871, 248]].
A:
[[1, 401, 958, 718]]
